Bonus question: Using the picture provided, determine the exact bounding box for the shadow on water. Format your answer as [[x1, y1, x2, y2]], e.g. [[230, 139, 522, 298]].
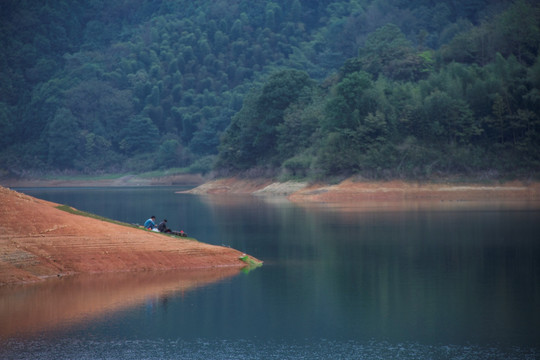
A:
[[0, 268, 242, 339]]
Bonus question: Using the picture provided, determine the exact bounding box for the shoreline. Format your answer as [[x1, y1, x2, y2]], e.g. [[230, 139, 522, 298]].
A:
[[182, 177, 540, 202], [0, 173, 206, 188], [2, 177, 538, 285], [0, 186, 260, 286], [3, 175, 540, 202], [4, 174, 540, 202]]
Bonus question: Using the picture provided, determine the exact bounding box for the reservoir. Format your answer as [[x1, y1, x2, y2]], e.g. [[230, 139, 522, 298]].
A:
[[1, 186, 539, 359]]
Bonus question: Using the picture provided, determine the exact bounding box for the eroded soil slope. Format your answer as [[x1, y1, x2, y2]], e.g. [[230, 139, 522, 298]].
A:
[[0, 186, 257, 285], [288, 179, 540, 202], [186, 177, 540, 202]]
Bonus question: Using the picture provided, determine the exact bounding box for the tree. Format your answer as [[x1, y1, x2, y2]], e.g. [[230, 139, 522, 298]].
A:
[[359, 24, 425, 80], [21, 79, 65, 142], [217, 92, 261, 170], [423, 90, 481, 144], [119, 115, 159, 154], [316, 130, 358, 175], [157, 139, 183, 168], [252, 69, 313, 162], [3, 0, 540, 177], [216, 69, 314, 169], [0, 102, 14, 149], [47, 108, 80, 168], [79, 130, 116, 171], [324, 71, 375, 131], [497, 0, 540, 65], [65, 79, 133, 146], [277, 99, 322, 161], [289, 0, 302, 22]]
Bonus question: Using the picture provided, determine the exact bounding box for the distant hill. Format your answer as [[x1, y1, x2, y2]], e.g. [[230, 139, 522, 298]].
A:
[[1, 0, 538, 180]]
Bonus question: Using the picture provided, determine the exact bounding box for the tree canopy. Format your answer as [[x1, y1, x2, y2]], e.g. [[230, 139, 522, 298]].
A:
[[1, 0, 539, 179]]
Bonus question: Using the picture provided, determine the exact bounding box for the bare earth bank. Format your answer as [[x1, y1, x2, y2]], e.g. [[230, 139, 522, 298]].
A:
[[2, 177, 538, 285], [184, 177, 540, 202], [0, 186, 259, 286]]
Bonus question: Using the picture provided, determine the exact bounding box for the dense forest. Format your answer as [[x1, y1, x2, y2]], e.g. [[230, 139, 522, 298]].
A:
[[1, 0, 539, 179]]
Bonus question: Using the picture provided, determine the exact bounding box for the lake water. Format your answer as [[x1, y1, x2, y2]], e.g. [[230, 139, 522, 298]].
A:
[[1, 186, 539, 359]]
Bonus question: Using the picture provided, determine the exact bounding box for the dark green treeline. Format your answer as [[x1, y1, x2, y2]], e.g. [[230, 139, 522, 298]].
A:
[[1, 0, 538, 179]]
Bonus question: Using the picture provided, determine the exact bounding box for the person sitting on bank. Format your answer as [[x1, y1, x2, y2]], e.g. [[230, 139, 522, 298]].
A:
[[158, 219, 172, 233], [144, 216, 156, 230], [159, 219, 188, 237]]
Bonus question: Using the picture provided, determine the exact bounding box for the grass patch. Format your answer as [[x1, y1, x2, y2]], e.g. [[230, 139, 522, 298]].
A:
[[55, 205, 139, 228], [55, 204, 196, 241], [239, 255, 263, 272]]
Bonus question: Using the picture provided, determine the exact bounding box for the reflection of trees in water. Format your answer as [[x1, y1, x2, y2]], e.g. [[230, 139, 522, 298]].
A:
[[205, 197, 539, 342]]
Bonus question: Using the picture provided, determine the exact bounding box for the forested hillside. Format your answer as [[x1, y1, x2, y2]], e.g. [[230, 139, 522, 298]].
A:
[[1, 0, 539, 179]]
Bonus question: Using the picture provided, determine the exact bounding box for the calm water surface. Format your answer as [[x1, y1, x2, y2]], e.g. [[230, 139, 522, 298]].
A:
[[1, 186, 539, 359]]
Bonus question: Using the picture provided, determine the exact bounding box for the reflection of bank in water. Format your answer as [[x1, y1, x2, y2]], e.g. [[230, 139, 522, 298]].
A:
[[0, 268, 241, 338]]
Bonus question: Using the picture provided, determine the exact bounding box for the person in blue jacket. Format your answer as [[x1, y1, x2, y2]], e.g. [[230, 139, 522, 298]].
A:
[[144, 216, 156, 229]]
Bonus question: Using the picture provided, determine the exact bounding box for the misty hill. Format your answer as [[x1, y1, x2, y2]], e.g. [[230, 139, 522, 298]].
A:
[[1, 0, 538, 179]]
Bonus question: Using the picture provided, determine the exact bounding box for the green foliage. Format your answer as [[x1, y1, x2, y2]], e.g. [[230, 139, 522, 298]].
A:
[[253, 70, 313, 158], [277, 98, 323, 161], [239, 255, 263, 269], [316, 130, 359, 175], [47, 108, 80, 168], [78, 131, 120, 172], [120, 115, 159, 154], [188, 155, 216, 174], [157, 139, 182, 168], [324, 71, 374, 130], [1, 0, 539, 179], [55, 205, 138, 228], [0, 102, 14, 149], [282, 154, 314, 178], [218, 69, 314, 169], [423, 90, 481, 144], [440, 1, 540, 66]]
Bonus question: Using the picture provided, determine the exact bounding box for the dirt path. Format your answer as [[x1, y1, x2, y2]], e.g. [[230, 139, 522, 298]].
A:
[[0, 186, 259, 286]]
